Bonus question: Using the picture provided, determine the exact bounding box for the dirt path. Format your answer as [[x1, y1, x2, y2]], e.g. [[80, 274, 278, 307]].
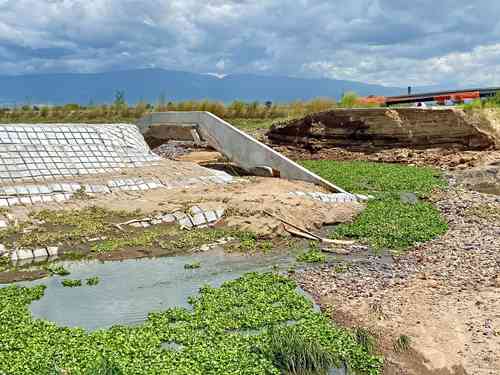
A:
[[295, 188, 500, 374]]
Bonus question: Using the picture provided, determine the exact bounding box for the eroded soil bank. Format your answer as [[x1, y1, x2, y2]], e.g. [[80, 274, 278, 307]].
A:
[[295, 188, 500, 374]]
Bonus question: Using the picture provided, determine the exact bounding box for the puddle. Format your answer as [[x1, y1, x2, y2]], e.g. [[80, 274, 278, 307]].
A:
[[14, 250, 296, 331]]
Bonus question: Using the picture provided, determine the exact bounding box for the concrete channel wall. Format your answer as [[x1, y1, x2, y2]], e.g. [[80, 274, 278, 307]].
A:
[[136, 111, 348, 193]]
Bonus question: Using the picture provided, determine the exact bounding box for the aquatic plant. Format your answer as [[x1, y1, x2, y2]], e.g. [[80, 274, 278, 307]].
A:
[[86, 277, 100, 286], [61, 279, 82, 288], [46, 264, 70, 276], [0, 273, 382, 374], [183, 261, 201, 269], [302, 160, 448, 250], [296, 249, 326, 263], [354, 327, 376, 354]]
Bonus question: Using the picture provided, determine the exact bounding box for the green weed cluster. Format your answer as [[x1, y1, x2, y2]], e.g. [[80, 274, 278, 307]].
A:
[[302, 161, 448, 250], [0, 273, 382, 374], [86, 277, 100, 286], [61, 279, 82, 288], [265, 326, 337, 374], [45, 264, 70, 276], [296, 249, 326, 263], [183, 261, 201, 270]]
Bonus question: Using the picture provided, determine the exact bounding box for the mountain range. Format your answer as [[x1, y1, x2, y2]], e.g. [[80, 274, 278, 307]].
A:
[[0, 68, 407, 106]]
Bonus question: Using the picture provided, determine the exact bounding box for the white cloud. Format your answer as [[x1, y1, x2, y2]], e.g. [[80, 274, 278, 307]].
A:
[[0, 0, 499, 87]]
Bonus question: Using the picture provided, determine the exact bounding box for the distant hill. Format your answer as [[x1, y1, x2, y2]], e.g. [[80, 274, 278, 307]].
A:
[[0, 68, 406, 106]]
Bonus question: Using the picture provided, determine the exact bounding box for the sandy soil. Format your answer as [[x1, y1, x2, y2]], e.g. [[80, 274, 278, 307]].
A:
[[9, 176, 362, 238]]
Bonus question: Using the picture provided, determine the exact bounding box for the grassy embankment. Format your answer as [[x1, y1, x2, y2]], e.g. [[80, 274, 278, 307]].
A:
[[302, 161, 448, 251], [0, 272, 382, 374]]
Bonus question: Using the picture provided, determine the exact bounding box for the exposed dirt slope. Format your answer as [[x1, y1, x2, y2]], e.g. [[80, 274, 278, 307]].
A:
[[267, 108, 499, 151]]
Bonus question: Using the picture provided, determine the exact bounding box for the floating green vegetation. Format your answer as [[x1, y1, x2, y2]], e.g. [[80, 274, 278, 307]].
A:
[[296, 249, 326, 264], [301, 160, 446, 197], [333, 196, 448, 250], [302, 161, 448, 250], [0, 273, 382, 374], [61, 279, 82, 288], [184, 261, 201, 270], [296, 243, 326, 264], [45, 264, 71, 276], [86, 277, 100, 286]]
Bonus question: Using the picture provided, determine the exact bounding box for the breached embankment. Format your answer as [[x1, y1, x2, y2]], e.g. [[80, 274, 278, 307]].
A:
[[267, 108, 500, 151]]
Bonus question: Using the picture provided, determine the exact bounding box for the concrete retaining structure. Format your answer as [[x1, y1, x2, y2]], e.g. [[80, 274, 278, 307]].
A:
[[137, 112, 348, 193], [0, 123, 161, 183]]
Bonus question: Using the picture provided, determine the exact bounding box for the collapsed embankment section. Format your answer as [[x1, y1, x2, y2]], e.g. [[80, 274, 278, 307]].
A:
[[267, 108, 500, 150]]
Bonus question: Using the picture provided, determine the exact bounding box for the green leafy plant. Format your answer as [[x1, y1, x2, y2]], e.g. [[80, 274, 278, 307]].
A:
[[297, 249, 326, 263], [86, 277, 100, 286], [61, 279, 82, 288], [302, 161, 448, 250], [184, 261, 201, 270], [84, 356, 123, 375], [0, 273, 382, 374], [332, 196, 448, 250], [46, 264, 70, 276]]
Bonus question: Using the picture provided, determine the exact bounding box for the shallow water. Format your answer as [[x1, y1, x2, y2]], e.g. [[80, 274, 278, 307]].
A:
[[8, 249, 352, 374], [18, 250, 296, 331]]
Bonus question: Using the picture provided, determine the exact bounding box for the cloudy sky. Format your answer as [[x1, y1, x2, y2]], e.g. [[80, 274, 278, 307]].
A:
[[1, 0, 500, 87]]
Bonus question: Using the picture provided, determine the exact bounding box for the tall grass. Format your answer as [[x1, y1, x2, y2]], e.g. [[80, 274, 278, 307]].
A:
[[265, 326, 337, 374], [0, 97, 348, 124]]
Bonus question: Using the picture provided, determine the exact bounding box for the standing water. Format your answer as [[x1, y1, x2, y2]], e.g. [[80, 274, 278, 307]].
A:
[[19, 250, 296, 331]]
